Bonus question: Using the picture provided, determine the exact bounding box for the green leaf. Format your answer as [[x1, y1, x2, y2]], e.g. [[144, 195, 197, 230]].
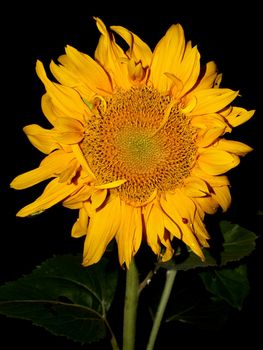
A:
[[199, 264, 250, 310], [0, 255, 118, 344], [218, 221, 257, 264], [159, 220, 257, 271]]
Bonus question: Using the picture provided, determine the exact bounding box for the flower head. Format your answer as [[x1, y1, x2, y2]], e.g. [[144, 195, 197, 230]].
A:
[[11, 18, 254, 267]]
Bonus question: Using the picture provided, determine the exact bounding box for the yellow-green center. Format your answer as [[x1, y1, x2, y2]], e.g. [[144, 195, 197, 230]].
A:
[[81, 86, 197, 205], [115, 129, 162, 172]]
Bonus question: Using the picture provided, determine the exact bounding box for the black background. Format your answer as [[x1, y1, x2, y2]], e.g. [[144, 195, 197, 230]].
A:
[[1, 2, 262, 349]]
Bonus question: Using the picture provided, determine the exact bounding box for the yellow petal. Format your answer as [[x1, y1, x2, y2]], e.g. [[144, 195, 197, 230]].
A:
[[222, 106, 255, 127], [133, 207, 143, 255], [116, 203, 142, 266], [41, 94, 57, 126], [167, 190, 195, 222], [212, 185, 231, 212], [127, 59, 148, 83], [72, 207, 89, 238], [36, 60, 86, 121], [194, 61, 218, 90], [95, 179, 127, 189], [10, 151, 75, 189], [165, 191, 208, 255], [111, 25, 152, 66], [177, 43, 200, 96], [145, 202, 165, 256], [150, 24, 185, 92], [191, 167, 230, 186], [160, 194, 205, 261], [196, 127, 226, 148], [216, 139, 253, 156], [184, 177, 209, 197], [160, 233, 174, 262], [187, 88, 238, 115], [55, 45, 113, 95], [23, 124, 59, 154], [198, 149, 240, 175], [50, 59, 81, 88], [90, 189, 107, 210], [54, 117, 84, 144], [194, 196, 219, 215], [94, 17, 131, 89], [191, 206, 210, 244], [59, 158, 80, 184], [191, 114, 227, 130], [63, 185, 94, 209], [16, 178, 82, 217], [82, 195, 121, 266], [71, 144, 96, 179]]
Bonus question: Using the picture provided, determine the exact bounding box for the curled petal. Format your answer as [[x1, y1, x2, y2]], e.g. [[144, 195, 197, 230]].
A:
[[111, 25, 152, 66]]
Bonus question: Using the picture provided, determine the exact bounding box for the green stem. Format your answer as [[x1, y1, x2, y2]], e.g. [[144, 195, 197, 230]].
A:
[[104, 317, 120, 350], [123, 258, 139, 350], [146, 269, 177, 350], [110, 334, 120, 350]]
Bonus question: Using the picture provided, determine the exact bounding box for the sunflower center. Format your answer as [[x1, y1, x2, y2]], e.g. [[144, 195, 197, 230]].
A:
[[115, 129, 162, 172], [81, 86, 197, 205]]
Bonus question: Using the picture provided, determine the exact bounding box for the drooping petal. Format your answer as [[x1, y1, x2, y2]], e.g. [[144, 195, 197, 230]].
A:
[[194, 196, 219, 215], [142, 202, 159, 255], [72, 206, 89, 238], [145, 202, 165, 256], [16, 177, 82, 217], [82, 195, 121, 266], [212, 185, 231, 212], [10, 151, 76, 189], [116, 202, 142, 266], [160, 193, 205, 260], [191, 206, 210, 245], [167, 190, 209, 250]]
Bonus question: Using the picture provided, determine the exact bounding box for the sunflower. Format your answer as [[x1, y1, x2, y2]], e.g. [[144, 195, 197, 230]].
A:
[[11, 18, 254, 267]]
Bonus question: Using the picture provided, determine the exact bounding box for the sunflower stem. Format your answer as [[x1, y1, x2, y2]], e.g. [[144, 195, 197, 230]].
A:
[[146, 269, 177, 350], [123, 258, 139, 350]]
